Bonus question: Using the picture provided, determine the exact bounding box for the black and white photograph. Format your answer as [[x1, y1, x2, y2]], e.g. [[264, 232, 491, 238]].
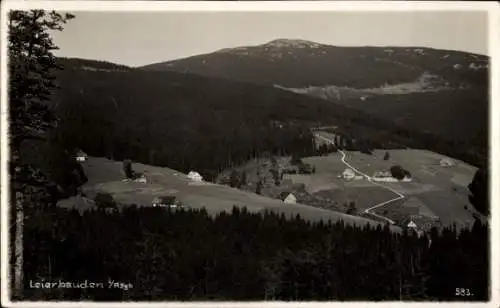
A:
[[1, 1, 497, 305]]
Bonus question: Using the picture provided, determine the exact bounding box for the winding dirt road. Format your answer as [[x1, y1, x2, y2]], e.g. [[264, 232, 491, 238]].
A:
[[315, 133, 405, 225]]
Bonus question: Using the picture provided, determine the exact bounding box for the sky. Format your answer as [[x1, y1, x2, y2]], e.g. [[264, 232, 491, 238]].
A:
[[51, 11, 489, 67]]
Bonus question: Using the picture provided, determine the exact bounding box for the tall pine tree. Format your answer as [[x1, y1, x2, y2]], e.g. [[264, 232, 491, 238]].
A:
[[8, 10, 74, 299]]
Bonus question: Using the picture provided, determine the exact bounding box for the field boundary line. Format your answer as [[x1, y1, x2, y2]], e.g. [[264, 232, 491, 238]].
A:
[[315, 133, 405, 225]]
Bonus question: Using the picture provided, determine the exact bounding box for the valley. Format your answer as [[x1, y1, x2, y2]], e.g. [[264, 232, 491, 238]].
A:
[[58, 156, 390, 229], [9, 8, 491, 302]]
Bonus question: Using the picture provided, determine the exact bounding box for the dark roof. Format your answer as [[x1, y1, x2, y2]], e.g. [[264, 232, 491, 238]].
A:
[[279, 191, 292, 201]]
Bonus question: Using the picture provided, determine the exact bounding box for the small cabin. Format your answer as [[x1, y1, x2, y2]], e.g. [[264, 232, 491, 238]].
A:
[[75, 150, 88, 162], [280, 192, 297, 204], [134, 174, 147, 183], [187, 171, 203, 182], [440, 158, 455, 168], [342, 168, 355, 180], [407, 220, 417, 229]]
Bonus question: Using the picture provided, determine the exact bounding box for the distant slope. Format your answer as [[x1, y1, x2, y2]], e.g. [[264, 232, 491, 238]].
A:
[[58, 156, 399, 231], [333, 89, 489, 145], [53, 57, 422, 181], [58, 57, 132, 72], [140, 39, 489, 166], [142, 39, 488, 88]]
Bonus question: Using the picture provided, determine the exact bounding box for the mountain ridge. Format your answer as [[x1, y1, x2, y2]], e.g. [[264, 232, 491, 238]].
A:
[[141, 38, 488, 88]]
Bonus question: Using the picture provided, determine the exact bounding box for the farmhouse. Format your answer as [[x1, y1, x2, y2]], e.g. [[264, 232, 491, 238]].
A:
[[280, 192, 297, 204], [152, 196, 179, 208], [440, 158, 455, 167], [407, 220, 417, 229], [134, 175, 147, 183], [373, 171, 391, 178], [187, 171, 203, 182], [133, 172, 148, 183], [373, 170, 412, 182], [342, 168, 356, 180], [75, 150, 88, 162], [405, 220, 424, 237]]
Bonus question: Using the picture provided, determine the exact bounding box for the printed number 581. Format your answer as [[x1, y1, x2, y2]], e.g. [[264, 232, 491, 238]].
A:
[[455, 288, 472, 296]]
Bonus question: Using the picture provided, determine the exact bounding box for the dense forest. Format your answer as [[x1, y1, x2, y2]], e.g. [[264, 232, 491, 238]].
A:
[[21, 205, 489, 301], [46, 57, 487, 191]]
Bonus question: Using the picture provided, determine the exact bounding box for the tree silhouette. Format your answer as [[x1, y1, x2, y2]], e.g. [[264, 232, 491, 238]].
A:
[[229, 170, 239, 188], [346, 202, 357, 215], [390, 165, 411, 180], [468, 167, 488, 216], [256, 180, 263, 195], [123, 159, 134, 179], [8, 9, 74, 299], [239, 171, 248, 188], [94, 192, 116, 209], [20, 204, 490, 301]]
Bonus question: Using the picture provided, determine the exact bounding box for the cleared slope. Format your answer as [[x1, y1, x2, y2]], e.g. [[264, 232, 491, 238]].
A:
[[58, 157, 400, 231]]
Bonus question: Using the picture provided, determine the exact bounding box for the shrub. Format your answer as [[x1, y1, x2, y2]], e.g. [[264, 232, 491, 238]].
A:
[[94, 192, 116, 209], [390, 165, 411, 180]]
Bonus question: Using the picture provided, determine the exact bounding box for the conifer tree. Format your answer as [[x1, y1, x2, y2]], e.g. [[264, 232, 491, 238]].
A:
[[8, 10, 74, 299]]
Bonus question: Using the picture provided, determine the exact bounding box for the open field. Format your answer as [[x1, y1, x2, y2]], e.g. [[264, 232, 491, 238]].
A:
[[314, 187, 397, 212], [57, 157, 398, 230], [344, 149, 476, 185], [298, 147, 478, 228]]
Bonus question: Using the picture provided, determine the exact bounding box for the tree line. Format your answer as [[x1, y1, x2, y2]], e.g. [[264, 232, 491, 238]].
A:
[[21, 204, 488, 301]]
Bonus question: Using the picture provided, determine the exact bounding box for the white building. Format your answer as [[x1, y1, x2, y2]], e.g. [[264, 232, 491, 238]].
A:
[[187, 171, 203, 182], [342, 168, 356, 180], [75, 150, 88, 162], [407, 220, 417, 229], [133, 174, 147, 183], [283, 193, 297, 204], [280, 192, 297, 204], [440, 158, 455, 168], [372, 170, 412, 182]]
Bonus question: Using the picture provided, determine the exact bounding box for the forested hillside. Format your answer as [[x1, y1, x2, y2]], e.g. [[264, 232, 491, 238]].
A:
[[142, 40, 489, 168], [23, 206, 489, 301], [143, 39, 488, 88], [49, 58, 409, 182], [48, 57, 486, 192]]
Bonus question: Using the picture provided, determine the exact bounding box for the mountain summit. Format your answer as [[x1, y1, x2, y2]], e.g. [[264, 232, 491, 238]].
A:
[[139, 40, 488, 168], [142, 39, 487, 89], [263, 38, 323, 49]]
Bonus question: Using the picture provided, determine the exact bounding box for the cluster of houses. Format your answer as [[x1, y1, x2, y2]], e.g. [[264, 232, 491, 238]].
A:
[[372, 170, 412, 182]]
